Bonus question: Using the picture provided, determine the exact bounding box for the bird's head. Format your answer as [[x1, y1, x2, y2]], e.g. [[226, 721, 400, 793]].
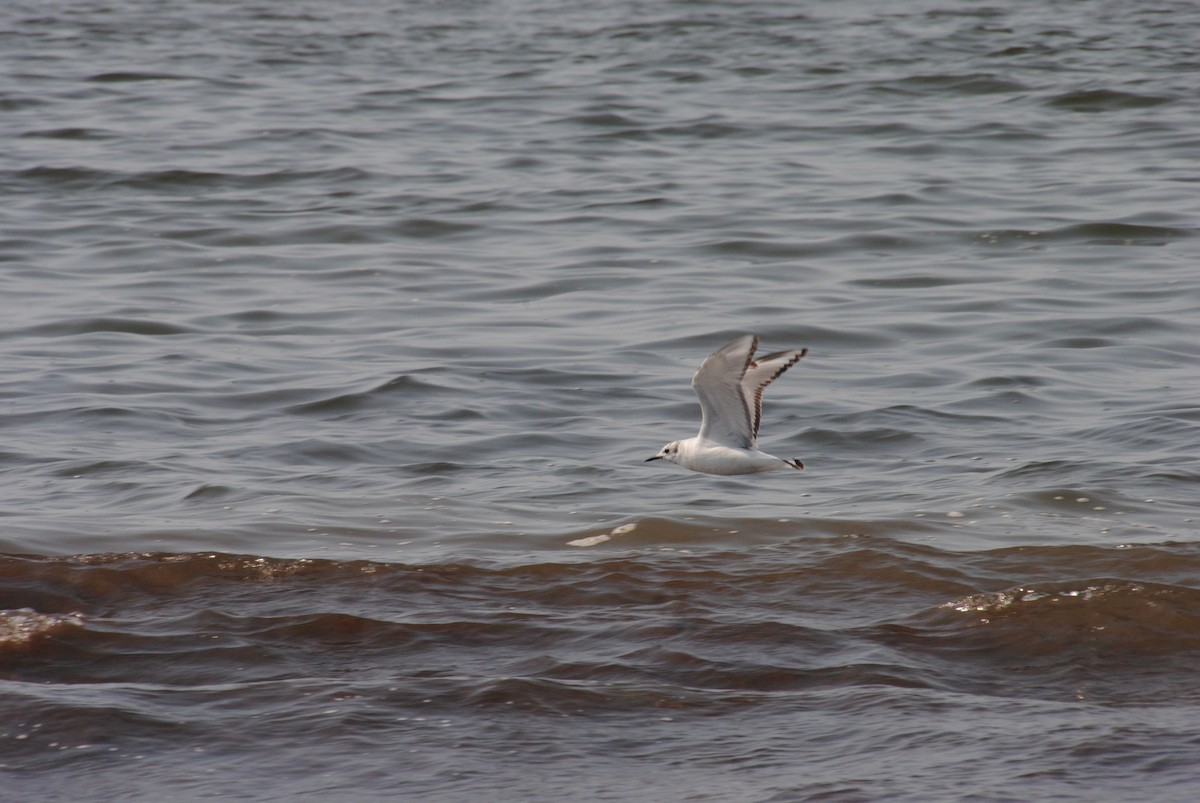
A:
[[645, 441, 681, 465]]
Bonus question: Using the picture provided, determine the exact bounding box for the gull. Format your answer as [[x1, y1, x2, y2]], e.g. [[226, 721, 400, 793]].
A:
[[646, 334, 808, 475]]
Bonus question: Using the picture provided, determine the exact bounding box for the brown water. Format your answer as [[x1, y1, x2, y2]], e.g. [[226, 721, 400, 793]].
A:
[[2, 0, 1199, 799], [5, 537, 1200, 800]]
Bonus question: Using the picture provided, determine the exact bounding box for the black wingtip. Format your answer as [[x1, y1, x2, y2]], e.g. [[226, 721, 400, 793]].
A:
[[789, 459, 804, 471]]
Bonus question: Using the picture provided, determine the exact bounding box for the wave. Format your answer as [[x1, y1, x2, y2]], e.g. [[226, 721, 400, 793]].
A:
[[4, 539, 1198, 703]]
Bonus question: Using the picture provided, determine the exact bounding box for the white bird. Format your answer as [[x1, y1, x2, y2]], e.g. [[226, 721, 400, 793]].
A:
[[646, 334, 808, 475]]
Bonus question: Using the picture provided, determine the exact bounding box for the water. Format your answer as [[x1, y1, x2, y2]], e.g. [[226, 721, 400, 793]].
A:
[[2, 0, 1199, 799]]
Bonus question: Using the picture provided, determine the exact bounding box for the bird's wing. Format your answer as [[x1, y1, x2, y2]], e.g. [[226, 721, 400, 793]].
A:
[[741, 346, 808, 444], [693, 334, 758, 448]]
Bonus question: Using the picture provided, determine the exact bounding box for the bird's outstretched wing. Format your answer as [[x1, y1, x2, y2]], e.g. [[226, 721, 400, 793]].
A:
[[693, 335, 807, 449], [693, 335, 759, 448], [742, 346, 808, 444]]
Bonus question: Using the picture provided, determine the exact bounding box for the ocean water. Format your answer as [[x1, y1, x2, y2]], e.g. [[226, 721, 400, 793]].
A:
[[2, 0, 1199, 800]]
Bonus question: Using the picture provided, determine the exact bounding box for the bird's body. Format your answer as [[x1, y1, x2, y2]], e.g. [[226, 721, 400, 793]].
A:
[[646, 334, 807, 475]]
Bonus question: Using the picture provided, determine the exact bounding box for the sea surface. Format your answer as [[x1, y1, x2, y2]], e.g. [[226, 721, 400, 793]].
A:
[[2, 0, 1199, 800]]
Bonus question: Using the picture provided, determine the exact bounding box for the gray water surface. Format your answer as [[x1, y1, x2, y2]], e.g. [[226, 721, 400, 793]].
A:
[[2, 1, 1199, 800]]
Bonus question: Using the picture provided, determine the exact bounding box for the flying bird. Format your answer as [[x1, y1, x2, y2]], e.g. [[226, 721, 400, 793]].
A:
[[646, 334, 808, 475]]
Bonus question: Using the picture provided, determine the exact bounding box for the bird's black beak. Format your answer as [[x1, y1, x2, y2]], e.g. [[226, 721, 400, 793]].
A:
[[645, 455, 662, 462]]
